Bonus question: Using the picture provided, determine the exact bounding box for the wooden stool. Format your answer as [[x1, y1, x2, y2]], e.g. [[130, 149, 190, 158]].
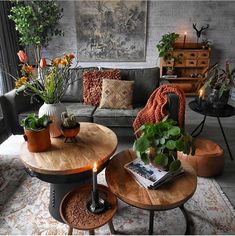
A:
[[60, 184, 117, 235], [178, 138, 224, 177]]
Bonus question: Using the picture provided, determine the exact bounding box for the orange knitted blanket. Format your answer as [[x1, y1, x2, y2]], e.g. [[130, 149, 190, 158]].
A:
[[133, 84, 186, 134]]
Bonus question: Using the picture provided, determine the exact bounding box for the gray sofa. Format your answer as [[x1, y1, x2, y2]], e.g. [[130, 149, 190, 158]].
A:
[[0, 67, 179, 136]]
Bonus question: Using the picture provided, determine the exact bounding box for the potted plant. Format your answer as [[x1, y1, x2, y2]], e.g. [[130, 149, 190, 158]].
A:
[[156, 32, 180, 75], [203, 61, 235, 109], [133, 117, 195, 171], [21, 113, 51, 152], [13, 50, 76, 138], [9, 0, 63, 65], [60, 112, 80, 142]]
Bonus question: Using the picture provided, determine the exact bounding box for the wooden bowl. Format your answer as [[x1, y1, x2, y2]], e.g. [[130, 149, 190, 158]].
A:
[[60, 123, 80, 138]]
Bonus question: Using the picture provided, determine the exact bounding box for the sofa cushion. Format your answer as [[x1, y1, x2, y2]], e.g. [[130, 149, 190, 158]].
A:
[[18, 103, 96, 123], [99, 79, 134, 109], [61, 67, 98, 102], [93, 107, 143, 127], [83, 69, 121, 106], [62, 103, 97, 122], [101, 67, 160, 105]]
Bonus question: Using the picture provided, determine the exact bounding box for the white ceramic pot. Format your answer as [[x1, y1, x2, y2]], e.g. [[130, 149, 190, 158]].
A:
[[39, 103, 67, 138]]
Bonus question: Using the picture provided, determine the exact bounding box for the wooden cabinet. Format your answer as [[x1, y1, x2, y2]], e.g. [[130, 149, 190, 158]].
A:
[[160, 47, 211, 96]]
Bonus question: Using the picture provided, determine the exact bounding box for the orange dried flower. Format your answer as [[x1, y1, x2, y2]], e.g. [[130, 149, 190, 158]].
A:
[[68, 53, 75, 59], [15, 76, 28, 88], [52, 58, 61, 65], [40, 58, 47, 68], [60, 59, 68, 66], [17, 50, 28, 63], [22, 65, 34, 75]]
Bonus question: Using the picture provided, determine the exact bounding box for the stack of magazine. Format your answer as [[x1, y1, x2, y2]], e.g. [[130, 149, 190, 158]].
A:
[[125, 158, 184, 189]]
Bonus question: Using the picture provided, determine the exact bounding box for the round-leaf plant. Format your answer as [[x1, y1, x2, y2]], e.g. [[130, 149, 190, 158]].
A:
[[133, 116, 195, 171]]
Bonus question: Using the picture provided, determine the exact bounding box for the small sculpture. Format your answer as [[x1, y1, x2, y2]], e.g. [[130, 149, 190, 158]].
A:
[[193, 23, 209, 44]]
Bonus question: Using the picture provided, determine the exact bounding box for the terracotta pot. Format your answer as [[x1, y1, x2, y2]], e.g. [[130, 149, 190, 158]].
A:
[[24, 127, 51, 152], [60, 123, 80, 138]]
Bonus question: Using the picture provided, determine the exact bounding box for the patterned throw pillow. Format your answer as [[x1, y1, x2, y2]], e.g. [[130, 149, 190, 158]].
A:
[[83, 69, 121, 106], [99, 79, 134, 109]]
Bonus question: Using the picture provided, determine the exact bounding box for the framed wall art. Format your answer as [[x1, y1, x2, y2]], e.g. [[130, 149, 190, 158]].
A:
[[75, 1, 147, 62]]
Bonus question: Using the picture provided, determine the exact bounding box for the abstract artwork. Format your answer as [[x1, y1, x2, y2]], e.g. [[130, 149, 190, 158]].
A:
[[75, 1, 147, 62]]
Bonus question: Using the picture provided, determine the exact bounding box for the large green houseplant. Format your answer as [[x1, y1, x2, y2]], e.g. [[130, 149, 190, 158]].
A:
[[9, 0, 63, 64], [133, 117, 195, 171]]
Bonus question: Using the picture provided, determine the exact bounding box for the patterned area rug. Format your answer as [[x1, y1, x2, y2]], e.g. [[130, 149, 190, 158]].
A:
[[0, 154, 235, 235]]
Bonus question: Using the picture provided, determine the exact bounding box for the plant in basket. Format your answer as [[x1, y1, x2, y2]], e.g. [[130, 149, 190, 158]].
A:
[[20, 113, 51, 152], [133, 116, 195, 171], [60, 112, 80, 142]]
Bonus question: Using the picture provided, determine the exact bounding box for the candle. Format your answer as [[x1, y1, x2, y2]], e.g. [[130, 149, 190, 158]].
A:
[[198, 88, 204, 107], [183, 32, 187, 48], [92, 162, 97, 193]]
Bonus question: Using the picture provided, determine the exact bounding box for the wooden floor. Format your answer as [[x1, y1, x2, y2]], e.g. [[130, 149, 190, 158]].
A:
[[117, 98, 235, 207]]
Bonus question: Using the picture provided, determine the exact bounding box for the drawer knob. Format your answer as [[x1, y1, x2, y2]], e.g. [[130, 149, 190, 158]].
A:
[[190, 53, 195, 56], [201, 61, 206, 64], [203, 54, 207, 57], [190, 61, 194, 64]]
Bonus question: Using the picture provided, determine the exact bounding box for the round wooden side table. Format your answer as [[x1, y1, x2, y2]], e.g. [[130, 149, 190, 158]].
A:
[[20, 122, 118, 222], [105, 149, 197, 235], [60, 184, 117, 235]]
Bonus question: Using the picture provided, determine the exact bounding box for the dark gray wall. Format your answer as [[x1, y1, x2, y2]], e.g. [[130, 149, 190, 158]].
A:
[[44, 1, 235, 68]]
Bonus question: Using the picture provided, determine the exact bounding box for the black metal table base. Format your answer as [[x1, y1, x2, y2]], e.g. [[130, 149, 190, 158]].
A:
[[191, 115, 234, 161], [148, 205, 191, 235], [49, 180, 91, 223]]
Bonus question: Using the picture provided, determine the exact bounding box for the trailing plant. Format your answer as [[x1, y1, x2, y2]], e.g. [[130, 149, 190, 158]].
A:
[[20, 113, 50, 131], [156, 32, 179, 61], [133, 116, 195, 171], [203, 61, 235, 97], [9, 0, 63, 63], [61, 112, 78, 128]]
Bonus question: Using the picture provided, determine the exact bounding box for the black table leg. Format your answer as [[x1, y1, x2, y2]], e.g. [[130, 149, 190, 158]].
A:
[[217, 117, 234, 161], [148, 210, 154, 235], [179, 205, 191, 235], [191, 115, 207, 137]]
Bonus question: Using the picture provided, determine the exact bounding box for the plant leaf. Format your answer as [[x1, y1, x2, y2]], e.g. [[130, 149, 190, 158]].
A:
[[169, 160, 181, 172], [166, 140, 176, 150]]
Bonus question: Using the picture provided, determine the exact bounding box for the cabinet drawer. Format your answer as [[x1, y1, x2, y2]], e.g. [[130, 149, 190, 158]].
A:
[[174, 60, 185, 67], [197, 59, 209, 67], [185, 51, 197, 59], [162, 60, 174, 67], [186, 60, 197, 67], [198, 51, 209, 59], [173, 51, 184, 58]]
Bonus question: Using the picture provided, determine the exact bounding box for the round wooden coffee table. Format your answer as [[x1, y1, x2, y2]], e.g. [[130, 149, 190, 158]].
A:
[[20, 122, 118, 222], [105, 149, 197, 235]]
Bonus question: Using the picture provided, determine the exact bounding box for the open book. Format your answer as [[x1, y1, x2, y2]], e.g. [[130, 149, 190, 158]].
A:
[[124, 158, 184, 189]]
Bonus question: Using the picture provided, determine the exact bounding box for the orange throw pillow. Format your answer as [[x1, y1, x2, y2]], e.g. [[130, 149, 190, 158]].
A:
[[83, 69, 121, 106]]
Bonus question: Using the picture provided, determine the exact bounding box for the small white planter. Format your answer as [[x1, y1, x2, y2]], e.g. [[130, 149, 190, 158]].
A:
[[39, 103, 67, 138]]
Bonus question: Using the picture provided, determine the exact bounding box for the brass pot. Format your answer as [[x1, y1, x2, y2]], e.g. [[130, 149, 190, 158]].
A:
[[24, 127, 51, 152]]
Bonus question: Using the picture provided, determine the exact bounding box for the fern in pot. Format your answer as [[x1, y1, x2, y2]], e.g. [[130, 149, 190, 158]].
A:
[[133, 117, 195, 172]]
